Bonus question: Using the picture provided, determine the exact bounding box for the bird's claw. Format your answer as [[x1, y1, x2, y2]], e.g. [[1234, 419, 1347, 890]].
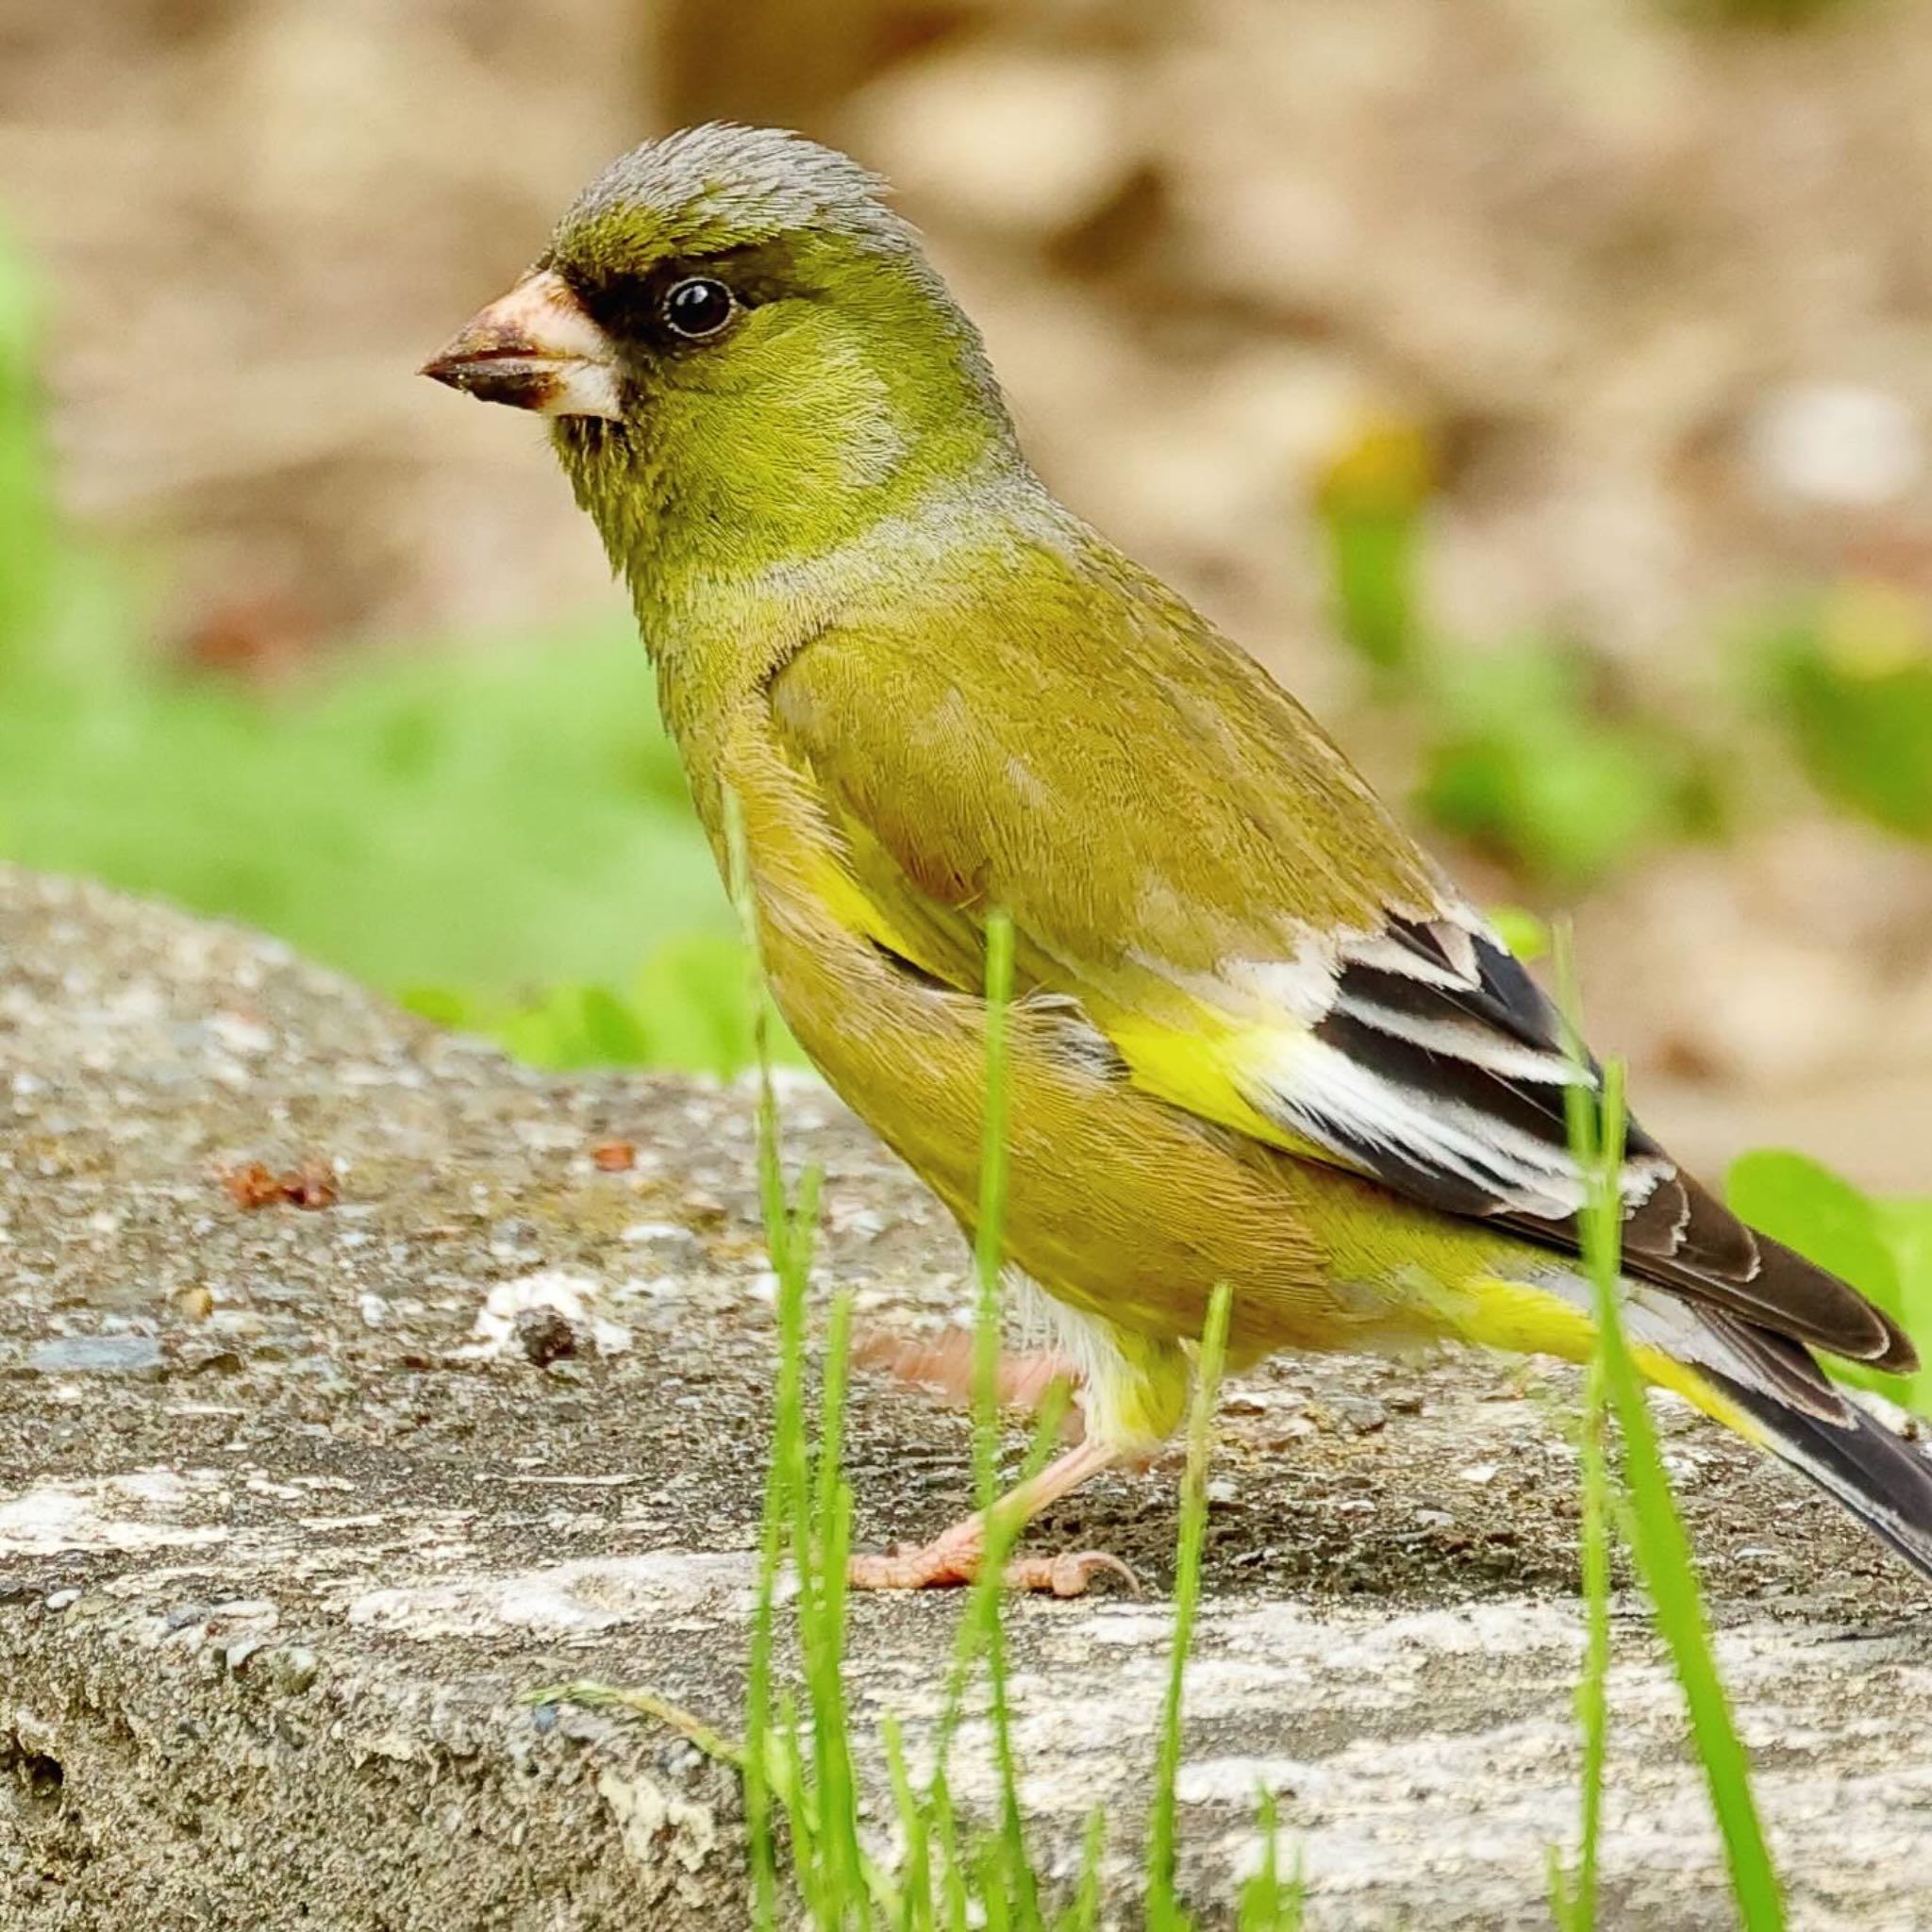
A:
[[1008, 1549, 1141, 1597], [848, 1541, 1138, 1595]]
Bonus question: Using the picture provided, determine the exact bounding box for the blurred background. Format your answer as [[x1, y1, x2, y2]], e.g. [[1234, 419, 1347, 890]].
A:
[[4, 0, 1932, 1218]]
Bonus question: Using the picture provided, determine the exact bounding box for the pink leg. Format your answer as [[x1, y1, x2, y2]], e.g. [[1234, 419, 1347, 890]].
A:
[[847, 1436, 1138, 1595], [856, 1326, 1084, 1437]]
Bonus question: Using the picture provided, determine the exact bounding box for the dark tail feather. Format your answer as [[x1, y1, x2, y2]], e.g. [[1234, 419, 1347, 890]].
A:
[[1704, 1365, 1932, 1581]]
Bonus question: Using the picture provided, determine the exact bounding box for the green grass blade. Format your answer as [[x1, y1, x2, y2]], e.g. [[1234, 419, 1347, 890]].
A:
[[774, 1690, 822, 1918], [1238, 1790, 1305, 1931], [1551, 1347, 1613, 1932], [927, 1381, 1073, 1798], [975, 1836, 1014, 1932], [1550, 1328, 1613, 1932], [931, 1767, 970, 1932], [1241, 1790, 1281, 1932], [1555, 929, 1784, 1931], [1058, 1810, 1107, 1932], [959, 911, 1043, 1927], [883, 1716, 934, 1932], [978, 1603, 1041, 1929], [805, 1290, 868, 1922], [1146, 1280, 1235, 1929], [727, 788, 790, 1929]]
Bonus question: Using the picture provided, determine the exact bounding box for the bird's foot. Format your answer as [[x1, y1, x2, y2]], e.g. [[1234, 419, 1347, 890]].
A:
[[847, 1523, 1138, 1596], [1001, 1549, 1140, 1597], [856, 1327, 1084, 1434]]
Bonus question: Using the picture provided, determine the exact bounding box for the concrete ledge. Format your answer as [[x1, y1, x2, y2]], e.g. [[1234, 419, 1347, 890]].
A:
[[3, 864, 1929, 1929]]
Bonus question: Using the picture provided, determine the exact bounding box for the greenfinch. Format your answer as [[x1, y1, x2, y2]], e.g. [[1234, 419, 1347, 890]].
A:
[[425, 124, 1930, 1592]]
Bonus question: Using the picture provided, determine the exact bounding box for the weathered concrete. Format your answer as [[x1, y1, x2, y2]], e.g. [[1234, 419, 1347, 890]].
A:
[[2, 862, 1930, 1930]]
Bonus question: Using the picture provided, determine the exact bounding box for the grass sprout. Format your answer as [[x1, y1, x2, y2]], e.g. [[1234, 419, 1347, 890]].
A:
[[1552, 923, 1785, 1931]]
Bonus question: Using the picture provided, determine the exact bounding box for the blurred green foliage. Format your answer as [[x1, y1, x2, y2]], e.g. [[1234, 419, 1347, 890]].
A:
[[1764, 583, 1932, 840], [1319, 415, 1932, 887], [1671, 0, 1862, 25], [1318, 417, 1721, 888], [403, 931, 786, 1075], [1483, 904, 1551, 963], [1418, 644, 1719, 890], [1316, 417, 1433, 680], [0, 229, 758, 1074], [1727, 1149, 1932, 1415], [0, 225, 51, 661], [3, 223, 1930, 1100], [0, 616, 733, 992]]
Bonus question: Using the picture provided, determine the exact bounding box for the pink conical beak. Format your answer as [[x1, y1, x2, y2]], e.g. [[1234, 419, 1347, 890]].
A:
[[421, 270, 623, 420]]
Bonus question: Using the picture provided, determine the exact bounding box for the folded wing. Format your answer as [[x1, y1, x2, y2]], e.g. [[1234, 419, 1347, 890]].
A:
[[768, 581, 1912, 1381]]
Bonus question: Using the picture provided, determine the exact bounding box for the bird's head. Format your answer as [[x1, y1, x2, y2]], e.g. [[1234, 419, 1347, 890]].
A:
[[423, 125, 1018, 591]]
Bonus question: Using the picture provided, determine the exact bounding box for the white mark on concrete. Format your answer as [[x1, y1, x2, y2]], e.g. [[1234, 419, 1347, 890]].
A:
[[345, 1552, 757, 1639], [0, 1471, 230, 1555], [599, 1768, 718, 1875], [207, 1011, 275, 1056]]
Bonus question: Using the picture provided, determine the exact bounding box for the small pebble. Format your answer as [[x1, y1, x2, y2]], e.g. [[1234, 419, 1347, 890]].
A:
[[515, 1307, 579, 1367], [491, 1218, 543, 1257], [1331, 1396, 1388, 1435], [621, 1222, 705, 1267], [220, 1160, 339, 1211], [43, 1590, 79, 1612], [265, 1645, 319, 1695]]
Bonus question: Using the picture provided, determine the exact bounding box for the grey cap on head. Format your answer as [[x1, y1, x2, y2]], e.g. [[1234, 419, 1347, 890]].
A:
[[555, 122, 923, 262]]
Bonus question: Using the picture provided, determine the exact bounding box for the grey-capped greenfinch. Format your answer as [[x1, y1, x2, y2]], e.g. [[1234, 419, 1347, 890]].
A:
[[425, 124, 1928, 1592]]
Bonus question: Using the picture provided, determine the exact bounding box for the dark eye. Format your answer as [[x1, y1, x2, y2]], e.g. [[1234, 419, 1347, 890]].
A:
[[661, 276, 737, 341]]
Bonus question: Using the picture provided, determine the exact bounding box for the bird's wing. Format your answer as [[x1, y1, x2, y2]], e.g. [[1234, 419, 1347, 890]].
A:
[[766, 588, 1909, 1375]]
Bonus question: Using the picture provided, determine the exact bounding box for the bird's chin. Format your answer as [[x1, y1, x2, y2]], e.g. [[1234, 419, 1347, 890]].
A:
[[546, 412, 635, 477], [549, 409, 625, 443]]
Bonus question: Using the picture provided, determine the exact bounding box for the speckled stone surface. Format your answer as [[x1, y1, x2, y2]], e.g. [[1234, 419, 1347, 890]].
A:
[[3, 863, 1930, 1930]]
